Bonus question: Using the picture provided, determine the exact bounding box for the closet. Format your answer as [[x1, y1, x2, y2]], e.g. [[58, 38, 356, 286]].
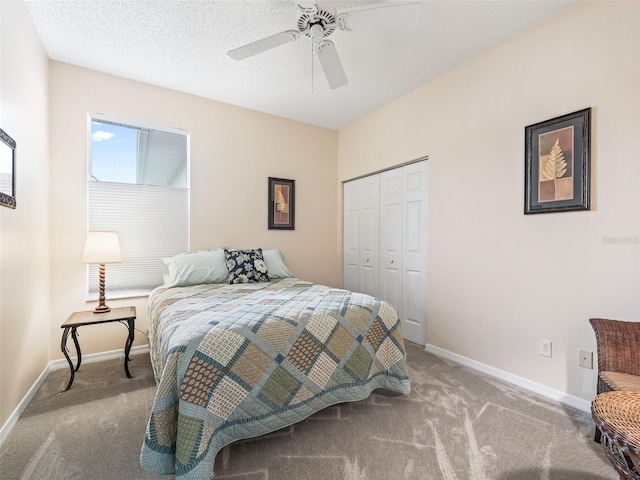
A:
[[343, 160, 427, 345]]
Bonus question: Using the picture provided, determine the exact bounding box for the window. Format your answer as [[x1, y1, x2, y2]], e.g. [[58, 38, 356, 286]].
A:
[[87, 113, 189, 297]]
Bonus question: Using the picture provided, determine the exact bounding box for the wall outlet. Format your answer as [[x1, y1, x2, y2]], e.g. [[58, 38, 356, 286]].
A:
[[579, 349, 593, 369], [539, 339, 552, 357]]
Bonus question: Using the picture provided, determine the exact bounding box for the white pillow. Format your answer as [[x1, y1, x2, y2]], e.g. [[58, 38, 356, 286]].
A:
[[162, 249, 229, 287], [263, 249, 294, 279]]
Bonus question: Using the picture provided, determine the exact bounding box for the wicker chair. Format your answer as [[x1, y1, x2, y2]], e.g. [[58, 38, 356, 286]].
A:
[[591, 391, 640, 479], [590, 318, 640, 442]]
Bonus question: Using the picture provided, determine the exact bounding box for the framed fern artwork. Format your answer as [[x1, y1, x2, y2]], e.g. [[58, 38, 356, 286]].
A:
[[524, 107, 591, 214], [268, 177, 295, 230]]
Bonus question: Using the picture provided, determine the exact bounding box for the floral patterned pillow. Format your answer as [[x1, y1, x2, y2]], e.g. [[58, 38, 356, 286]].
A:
[[224, 248, 271, 284]]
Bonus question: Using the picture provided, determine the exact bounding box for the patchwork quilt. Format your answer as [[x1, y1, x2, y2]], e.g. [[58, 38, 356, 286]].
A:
[[140, 278, 410, 480]]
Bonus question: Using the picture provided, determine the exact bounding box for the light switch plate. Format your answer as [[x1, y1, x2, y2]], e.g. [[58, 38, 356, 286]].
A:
[[579, 349, 593, 369]]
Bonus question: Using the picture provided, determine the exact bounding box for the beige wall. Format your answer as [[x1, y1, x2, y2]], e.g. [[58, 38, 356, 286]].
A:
[[0, 1, 50, 425], [338, 1, 640, 402], [49, 62, 339, 360]]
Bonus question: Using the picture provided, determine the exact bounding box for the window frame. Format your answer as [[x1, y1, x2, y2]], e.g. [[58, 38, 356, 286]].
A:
[[86, 112, 191, 299]]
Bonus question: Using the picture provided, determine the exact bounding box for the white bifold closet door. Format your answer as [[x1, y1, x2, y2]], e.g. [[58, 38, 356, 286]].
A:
[[343, 160, 427, 345], [343, 174, 380, 298]]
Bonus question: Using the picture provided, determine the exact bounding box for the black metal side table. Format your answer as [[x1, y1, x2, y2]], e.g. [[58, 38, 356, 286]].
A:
[[60, 306, 136, 391]]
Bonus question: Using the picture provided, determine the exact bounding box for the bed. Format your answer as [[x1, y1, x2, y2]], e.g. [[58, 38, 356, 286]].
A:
[[140, 255, 410, 480]]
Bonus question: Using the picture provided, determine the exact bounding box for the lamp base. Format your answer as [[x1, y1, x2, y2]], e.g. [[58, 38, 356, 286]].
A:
[[93, 263, 111, 314]]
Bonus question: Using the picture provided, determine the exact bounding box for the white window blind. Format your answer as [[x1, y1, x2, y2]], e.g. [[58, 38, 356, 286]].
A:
[[87, 182, 188, 296], [88, 115, 189, 297]]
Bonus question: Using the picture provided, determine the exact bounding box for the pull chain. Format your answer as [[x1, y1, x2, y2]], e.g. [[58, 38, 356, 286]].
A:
[[310, 40, 314, 93]]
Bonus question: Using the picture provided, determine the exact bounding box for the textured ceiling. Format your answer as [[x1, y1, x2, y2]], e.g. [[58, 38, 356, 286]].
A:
[[24, 0, 572, 130]]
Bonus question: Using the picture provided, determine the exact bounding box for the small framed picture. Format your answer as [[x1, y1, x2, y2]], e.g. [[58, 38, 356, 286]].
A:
[[0, 128, 16, 210], [268, 177, 295, 230], [524, 108, 591, 214]]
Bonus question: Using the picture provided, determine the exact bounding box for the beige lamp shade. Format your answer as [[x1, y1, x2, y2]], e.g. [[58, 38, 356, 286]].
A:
[[82, 231, 122, 264]]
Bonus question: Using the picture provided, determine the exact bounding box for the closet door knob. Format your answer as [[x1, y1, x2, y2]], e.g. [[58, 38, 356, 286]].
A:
[[391, 260, 394, 264]]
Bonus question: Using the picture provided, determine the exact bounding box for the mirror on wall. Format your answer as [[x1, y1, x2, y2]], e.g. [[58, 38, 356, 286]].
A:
[[0, 128, 16, 209]]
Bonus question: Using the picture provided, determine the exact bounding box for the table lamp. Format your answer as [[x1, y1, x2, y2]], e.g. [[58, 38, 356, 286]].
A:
[[82, 231, 122, 313]]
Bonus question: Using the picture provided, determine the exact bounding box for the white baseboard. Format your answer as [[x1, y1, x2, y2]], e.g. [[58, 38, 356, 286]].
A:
[[48, 344, 149, 370], [0, 361, 53, 448], [0, 345, 149, 447], [424, 343, 591, 413]]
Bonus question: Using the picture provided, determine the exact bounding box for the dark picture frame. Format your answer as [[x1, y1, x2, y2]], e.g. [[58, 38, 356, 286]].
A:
[[524, 108, 591, 214], [268, 177, 295, 230], [0, 128, 16, 210]]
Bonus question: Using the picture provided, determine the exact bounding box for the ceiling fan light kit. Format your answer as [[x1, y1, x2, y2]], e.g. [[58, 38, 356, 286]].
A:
[[227, 2, 415, 90], [298, 5, 339, 39]]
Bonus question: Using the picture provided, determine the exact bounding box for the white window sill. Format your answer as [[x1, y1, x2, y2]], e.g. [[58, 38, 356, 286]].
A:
[[86, 288, 154, 302]]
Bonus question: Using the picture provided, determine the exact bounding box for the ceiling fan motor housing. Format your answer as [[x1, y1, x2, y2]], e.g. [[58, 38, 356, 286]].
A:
[[297, 7, 336, 39]]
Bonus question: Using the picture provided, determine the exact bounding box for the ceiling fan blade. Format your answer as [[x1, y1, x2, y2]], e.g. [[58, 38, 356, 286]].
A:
[[338, 2, 420, 31], [228, 30, 300, 60], [316, 40, 348, 89]]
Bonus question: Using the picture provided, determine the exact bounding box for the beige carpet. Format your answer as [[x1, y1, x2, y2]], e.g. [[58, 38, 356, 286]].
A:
[[0, 342, 616, 480]]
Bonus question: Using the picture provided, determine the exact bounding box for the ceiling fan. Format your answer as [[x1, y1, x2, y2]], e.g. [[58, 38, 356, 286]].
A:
[[227, 2, 417, 90]]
